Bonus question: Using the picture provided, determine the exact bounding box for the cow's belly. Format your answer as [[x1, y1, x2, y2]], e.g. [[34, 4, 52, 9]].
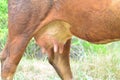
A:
[[70, 18, 120, 44], [69, 1, 120, 44], [34, 21, 72, 54]]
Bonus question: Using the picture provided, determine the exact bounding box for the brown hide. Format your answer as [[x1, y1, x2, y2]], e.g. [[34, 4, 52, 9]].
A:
[[51, 0, 120, 43], [1, 0, 120, 80]]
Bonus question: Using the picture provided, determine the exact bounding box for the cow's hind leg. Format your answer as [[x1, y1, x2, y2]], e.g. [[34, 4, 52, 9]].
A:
[[0, 2, 33, 79], [0, 0, 53, 79], [48, 39, 73, 80], [1, 36, 31, 80]]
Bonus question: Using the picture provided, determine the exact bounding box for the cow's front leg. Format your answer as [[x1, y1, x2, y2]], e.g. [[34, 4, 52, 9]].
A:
[[48, 39, 73, 80], [1, 36, 31, 80]]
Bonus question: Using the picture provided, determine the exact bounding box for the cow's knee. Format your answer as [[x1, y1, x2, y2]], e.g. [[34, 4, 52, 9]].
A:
[[1, 59, 17, 80], [0, 47, 8, 61], [1, 36, 30, 80]]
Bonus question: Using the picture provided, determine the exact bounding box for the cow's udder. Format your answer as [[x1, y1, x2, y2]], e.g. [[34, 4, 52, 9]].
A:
[[35, 21, 72, 55]]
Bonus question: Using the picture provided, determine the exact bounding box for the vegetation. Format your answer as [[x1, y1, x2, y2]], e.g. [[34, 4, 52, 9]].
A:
[[0, 0, 8, 51], [0, 0, 120, 80]]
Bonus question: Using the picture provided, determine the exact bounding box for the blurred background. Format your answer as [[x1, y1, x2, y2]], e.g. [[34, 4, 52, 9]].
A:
[[0, 0, 120, 80]]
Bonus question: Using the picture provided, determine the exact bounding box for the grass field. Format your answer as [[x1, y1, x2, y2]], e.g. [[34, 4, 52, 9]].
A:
[[10, 48, 120, 80]]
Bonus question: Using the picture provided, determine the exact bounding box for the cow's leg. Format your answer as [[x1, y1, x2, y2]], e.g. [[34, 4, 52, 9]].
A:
[[48, 39, 73, 80], [0, 2, 33, 79], [1, 36, 31, 80], [0, 0, 53, 79]]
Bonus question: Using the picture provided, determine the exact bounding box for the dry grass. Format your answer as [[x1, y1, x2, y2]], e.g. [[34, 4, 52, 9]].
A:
[[14, 58, 60, 80], [8, 51, 120, 80], [71, 53, 120, 80], [0, 53, 120, 80]]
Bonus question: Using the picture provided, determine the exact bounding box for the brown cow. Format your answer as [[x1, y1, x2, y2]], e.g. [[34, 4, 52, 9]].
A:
[[1, 0, 120, 80]]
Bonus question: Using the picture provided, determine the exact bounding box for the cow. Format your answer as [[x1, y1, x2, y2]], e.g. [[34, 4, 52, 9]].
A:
[[1, 0, 120, 80]]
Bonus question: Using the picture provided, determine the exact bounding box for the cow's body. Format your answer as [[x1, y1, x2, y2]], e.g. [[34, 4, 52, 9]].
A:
[[1, 0, 120, 80]]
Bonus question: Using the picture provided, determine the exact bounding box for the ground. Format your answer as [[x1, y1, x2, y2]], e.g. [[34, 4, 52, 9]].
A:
[[0, 52, 119, 80]]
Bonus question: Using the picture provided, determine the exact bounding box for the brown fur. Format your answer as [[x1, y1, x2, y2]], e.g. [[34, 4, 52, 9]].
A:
[[1, 0, 120, 80]]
